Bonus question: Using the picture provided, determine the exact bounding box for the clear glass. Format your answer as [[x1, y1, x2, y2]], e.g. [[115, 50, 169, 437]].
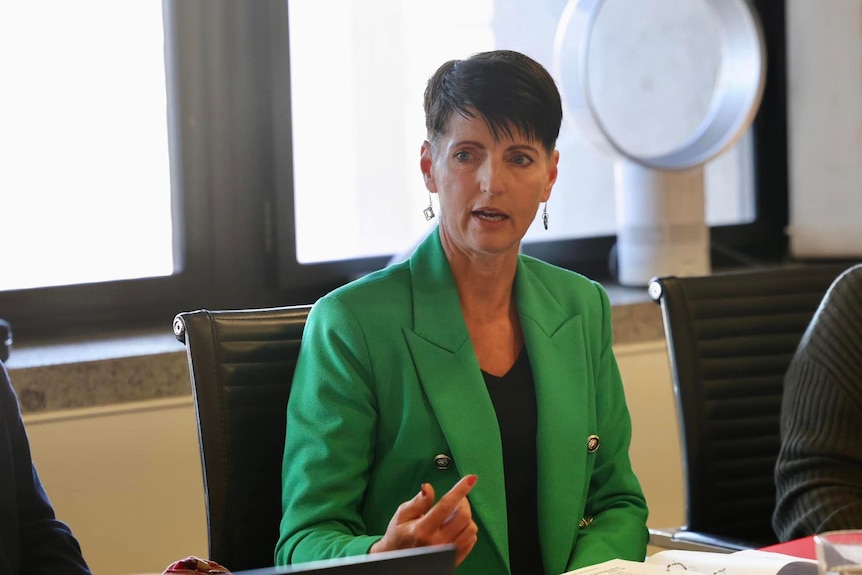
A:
[[0, 1, 174, 291], [288, 0, 756, 265], [815, 530, 862, 574]]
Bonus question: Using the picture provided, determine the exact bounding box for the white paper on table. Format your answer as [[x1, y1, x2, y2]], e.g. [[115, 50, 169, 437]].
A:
[[562, 549, 818, 575], [561, 558, 670, 574], [646, 549, 817, 575]]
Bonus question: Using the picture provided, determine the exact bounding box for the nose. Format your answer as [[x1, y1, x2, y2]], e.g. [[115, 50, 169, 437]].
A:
[[479, 156, 506, 196]]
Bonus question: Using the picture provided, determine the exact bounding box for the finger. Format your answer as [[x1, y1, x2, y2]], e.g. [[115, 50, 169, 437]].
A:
[[451, 519, 479, 566], [437, 498, 472, 541], [423, 482, 436, 505], [442, 496, 472, 527], [393, 483, 435, 523], [424, 474, 477, 525]]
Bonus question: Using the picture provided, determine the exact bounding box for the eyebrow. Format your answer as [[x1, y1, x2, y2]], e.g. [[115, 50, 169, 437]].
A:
[[508, 144, 541, 154], [451, 140, 486, 150], [450, 140, 540, 154]]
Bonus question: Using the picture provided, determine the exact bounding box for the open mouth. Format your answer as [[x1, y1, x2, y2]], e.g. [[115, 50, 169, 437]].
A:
[[472, 209, 508, 222]]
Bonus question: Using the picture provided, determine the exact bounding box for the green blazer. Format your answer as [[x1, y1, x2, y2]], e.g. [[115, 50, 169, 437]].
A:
[[276, 228, 648, 574]]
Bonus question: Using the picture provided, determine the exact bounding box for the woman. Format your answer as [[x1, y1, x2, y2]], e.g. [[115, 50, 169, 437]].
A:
[[276, 50, 648, 574]]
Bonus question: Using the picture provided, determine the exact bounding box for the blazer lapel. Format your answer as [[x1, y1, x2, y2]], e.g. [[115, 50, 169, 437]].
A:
[[403, 229, 510, 572], [515, 260, 589, 575]]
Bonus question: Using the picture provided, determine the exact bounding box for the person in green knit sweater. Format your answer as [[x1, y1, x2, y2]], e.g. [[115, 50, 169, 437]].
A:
[[774, 263, 862, 541], [275, 49, 648, 574]]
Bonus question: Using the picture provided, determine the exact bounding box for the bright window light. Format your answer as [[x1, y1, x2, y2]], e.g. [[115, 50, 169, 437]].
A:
[[0, 0, 173, 291]]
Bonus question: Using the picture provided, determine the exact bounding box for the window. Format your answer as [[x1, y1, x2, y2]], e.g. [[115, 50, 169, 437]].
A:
[[0, 0, 788, 339], [277, 0, 788, 289], [288, 0, 755, 267], [0, 0, 220, 337], [0, 1, 173, 292]]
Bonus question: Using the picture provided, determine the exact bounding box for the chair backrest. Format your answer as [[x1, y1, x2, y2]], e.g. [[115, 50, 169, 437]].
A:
[[173, 304, 312, 571], [0, 318, 10, 362], [648, 264, 849, 548]]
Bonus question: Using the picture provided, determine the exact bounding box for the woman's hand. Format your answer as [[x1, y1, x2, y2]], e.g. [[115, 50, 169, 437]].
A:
[[370, 474, 479, 566]]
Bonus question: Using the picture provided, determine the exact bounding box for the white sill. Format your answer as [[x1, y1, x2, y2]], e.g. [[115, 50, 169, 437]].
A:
[[6, 326, 185, 370]]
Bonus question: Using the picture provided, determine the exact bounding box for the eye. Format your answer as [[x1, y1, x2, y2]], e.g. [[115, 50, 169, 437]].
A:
[[511, 153, 534, 166], [454, 150, 472, 162]]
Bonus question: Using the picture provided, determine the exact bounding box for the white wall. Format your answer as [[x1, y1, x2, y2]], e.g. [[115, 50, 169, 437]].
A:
[[24, 398, 208, 575], [617, 341, 685, 532], [22, 341, 682, 575], [786, 0, 862, 258]]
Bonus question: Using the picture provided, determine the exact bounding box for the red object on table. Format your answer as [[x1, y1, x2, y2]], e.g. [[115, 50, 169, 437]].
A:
[[759, 535, 817, 560], [162, 556, 232, 574]]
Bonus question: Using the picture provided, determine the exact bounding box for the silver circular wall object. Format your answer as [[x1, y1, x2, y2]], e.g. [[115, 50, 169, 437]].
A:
[[553, 0, 767, 171], [552, 0, 767, 286]]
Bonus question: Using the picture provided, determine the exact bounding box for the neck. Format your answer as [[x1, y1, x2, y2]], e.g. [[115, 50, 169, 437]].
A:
[[442, 240, 519, 320]]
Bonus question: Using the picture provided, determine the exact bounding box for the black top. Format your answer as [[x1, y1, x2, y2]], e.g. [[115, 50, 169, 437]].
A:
[[482, 348, 544, 575]]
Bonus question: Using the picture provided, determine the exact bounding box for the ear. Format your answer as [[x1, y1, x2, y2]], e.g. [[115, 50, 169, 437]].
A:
[[541, 149, 560, 203], [420, 140, 437, 193]]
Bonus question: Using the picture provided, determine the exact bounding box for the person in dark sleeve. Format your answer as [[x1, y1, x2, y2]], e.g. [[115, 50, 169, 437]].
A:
[[773, 263, 862, 541], [0, 360, 91, 575]]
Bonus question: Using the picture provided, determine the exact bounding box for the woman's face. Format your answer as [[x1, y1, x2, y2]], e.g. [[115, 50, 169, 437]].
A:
[[420, 111, 559, 263]]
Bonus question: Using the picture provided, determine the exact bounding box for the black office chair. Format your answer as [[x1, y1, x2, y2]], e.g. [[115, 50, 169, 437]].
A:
[[0, 318, 11, 363], [646, 264, 850, 552], [173, 304, 312, 572]]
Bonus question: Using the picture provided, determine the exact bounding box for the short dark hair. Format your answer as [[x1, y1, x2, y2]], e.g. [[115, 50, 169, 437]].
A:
[[423, 50, 562, 154]]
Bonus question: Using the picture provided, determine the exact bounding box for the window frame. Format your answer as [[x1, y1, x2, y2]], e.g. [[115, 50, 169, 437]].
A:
[[0, 0, 789, 340]]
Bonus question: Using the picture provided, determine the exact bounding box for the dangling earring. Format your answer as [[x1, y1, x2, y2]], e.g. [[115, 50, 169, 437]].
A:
[[423, 193, 435, 221], [542, 203, 549, 230]]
